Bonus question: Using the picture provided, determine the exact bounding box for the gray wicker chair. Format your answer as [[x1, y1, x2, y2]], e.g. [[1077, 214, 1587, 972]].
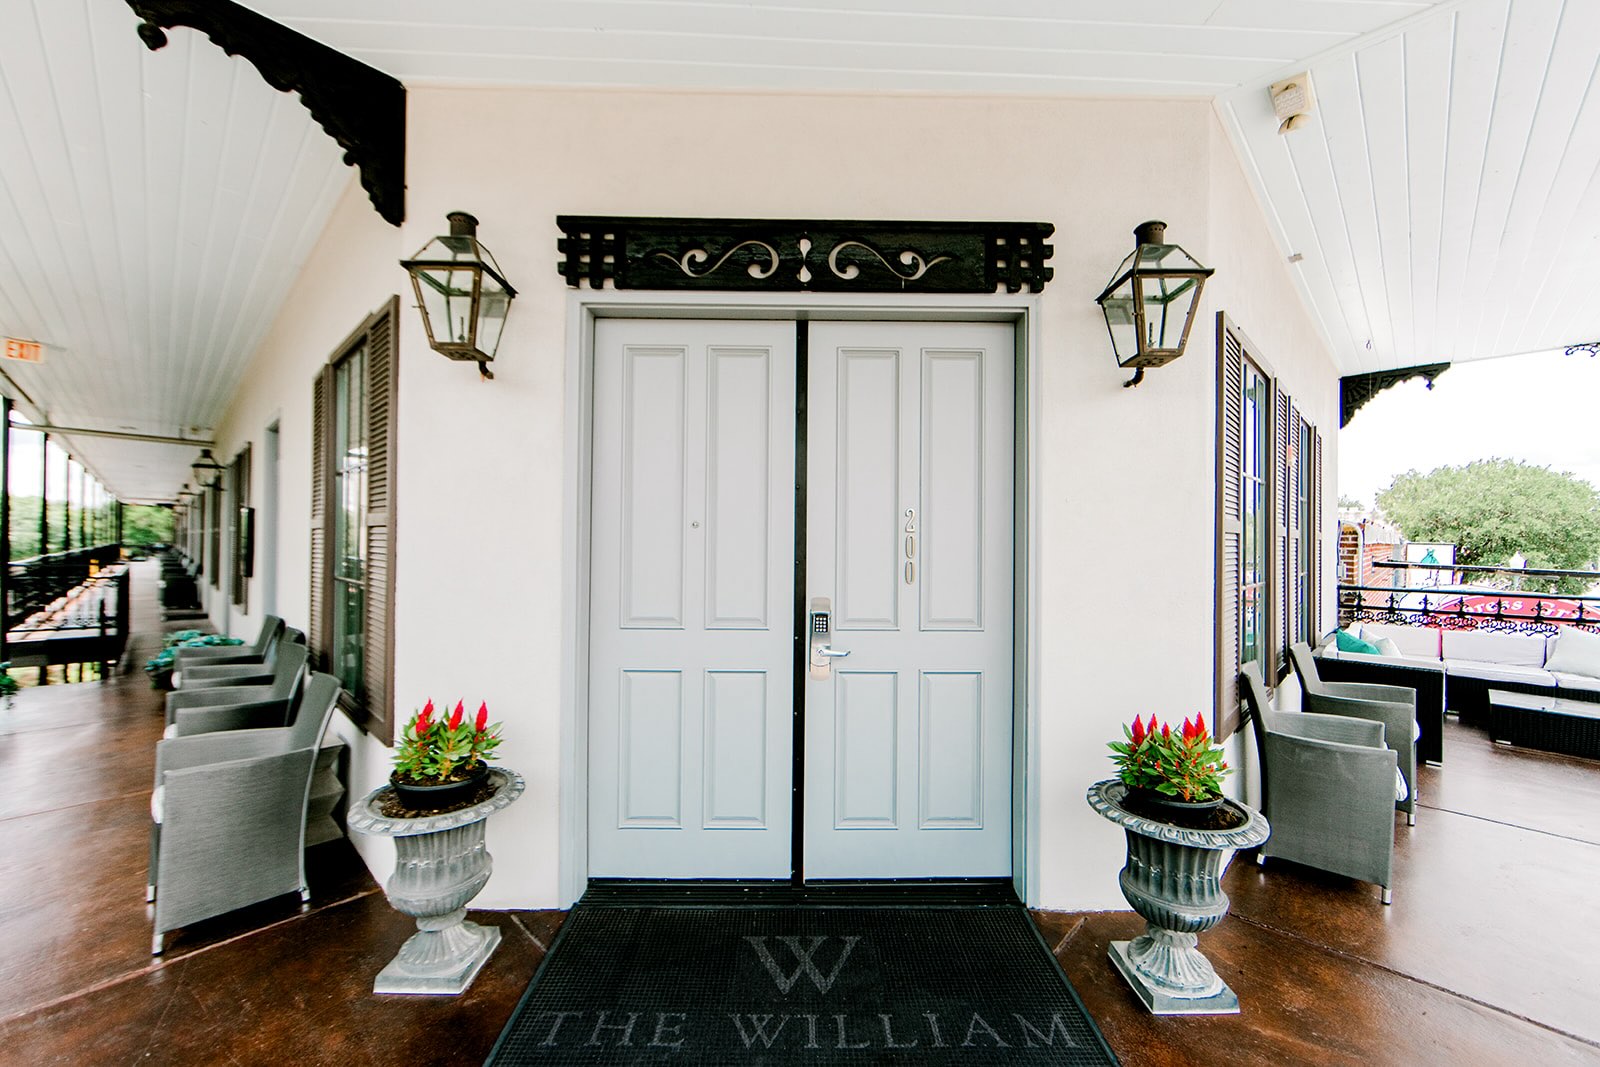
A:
[[147, 671, 342, 955], [1243, 663, 1398, 904], [163, 643, 308, 736], [177, 628, 305, 691], [1290, 641, 1419, 825], [172, 615, 284, 671]]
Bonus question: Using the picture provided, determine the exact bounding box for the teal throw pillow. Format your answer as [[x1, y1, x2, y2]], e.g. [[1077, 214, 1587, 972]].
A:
[[1335, 629, 1382, 656]]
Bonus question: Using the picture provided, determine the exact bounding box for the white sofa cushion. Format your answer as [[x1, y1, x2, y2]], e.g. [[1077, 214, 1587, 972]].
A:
[[150, 785, 163, 825], [1544, 626, 1600, 679], [1443, 660, 1557, 687], [1360, 623, 1442, 659], [1335, 649, 1446, 672], [1440, 629, 1550, 668], [1552, 671, 1600, 695]]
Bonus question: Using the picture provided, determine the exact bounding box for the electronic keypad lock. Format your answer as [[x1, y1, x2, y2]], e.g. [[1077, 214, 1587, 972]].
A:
[[809, 596, 851, 680]]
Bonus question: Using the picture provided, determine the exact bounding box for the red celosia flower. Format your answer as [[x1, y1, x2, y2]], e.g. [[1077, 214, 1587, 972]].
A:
[[1161, 723, 1171, 740], [476, 702, 489, 733], [1131, 716, 1146, 745], [1182, 716, 1196, 741], [448, 700, 464, 730]]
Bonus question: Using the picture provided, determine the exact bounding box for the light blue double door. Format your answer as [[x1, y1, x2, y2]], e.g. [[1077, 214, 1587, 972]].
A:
[[588, 318, 1013, 881]]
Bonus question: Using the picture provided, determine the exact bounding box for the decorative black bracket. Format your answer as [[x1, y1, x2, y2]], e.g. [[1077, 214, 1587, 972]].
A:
[[557, 217, 1054, 294], [1340, 362, 1450, 427], [123, 0, 405, 227]]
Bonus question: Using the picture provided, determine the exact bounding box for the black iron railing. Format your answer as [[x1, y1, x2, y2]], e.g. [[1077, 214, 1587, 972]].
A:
[[5, 544, 123, 631], [1340, 560, 1600, 636]]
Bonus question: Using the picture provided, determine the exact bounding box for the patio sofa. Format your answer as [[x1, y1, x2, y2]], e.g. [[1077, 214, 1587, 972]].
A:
[[1316, 622, 1600, 735]]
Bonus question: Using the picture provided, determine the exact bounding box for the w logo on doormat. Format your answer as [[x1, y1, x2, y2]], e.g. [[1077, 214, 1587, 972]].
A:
[[486, 905, 1119, 1064], [743, 935, 861, 993]]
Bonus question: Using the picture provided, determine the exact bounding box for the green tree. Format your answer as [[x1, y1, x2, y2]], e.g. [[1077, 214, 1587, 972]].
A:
[[122, 505, 174, 548], [1377, 459, 1600, 593]]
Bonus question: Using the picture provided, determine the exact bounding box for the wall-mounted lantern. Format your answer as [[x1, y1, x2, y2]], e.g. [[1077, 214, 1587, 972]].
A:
[[400, 212, 518, 380], [1095, 220, 1215, 388], [190, 449, 224, 490]]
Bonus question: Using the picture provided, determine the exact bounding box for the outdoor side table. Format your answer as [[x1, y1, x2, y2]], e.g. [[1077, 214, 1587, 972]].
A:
[[348, 767, 524, 995], [1488, 690, 1600, 761]]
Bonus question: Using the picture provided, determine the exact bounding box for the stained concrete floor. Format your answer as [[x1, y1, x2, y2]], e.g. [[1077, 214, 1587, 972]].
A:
[[1, 562, 1597, 1065]]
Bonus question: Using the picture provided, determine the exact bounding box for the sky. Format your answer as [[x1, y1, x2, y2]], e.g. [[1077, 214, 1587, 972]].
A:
[[1339, 349, 1600, 511]]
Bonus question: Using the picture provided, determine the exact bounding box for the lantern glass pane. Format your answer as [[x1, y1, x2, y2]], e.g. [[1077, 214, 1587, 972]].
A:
[[1099, 276, 1139, 364], [1135, 274, 1204, 353], [1136, 242, 1205, 272], [475, 275, 512, 359], [416, 265, 480, 347]]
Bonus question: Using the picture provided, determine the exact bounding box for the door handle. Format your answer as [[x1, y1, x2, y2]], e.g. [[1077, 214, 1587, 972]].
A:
[[816, 646, 851, 658]]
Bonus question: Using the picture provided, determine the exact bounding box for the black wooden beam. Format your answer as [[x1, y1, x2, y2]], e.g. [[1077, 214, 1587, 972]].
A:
[[1339, 362, 1450, 427], [124, 0, 405, 226], [557, 217, 1055, 294]]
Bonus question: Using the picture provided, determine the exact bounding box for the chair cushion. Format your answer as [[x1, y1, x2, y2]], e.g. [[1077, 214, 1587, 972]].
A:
[[1552, 671, 1600, 695], [1336, 630, 1382, 656], [1443, 659, 1557, 687], [1374, 637, 1402, 657], [1440, 629, 1550, 668], [162, 723, 178, 740], [1360, 623, 1443, 659], [1545, 626, 1600, 679], [1395, 769, 1409, 803], [150, 786, 163, 825]]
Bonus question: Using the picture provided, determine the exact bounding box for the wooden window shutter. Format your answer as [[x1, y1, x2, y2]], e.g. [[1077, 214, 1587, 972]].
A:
[[309, 365, 333, 672], [363, 296, 400, 739], [1313, 427, 1324, 636], [1215, 313, 1245, 738]]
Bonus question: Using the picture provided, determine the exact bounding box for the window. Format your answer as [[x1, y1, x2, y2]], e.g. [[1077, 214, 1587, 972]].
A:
[[208, 481, 222, 588], [230, 447, 252, 611], [1216, 313, 1324, 737], [332, 344, 367, 694], [1294, 416, 1319, 646], [1240, 359, 1269, 674], [311, 298, 398, 736]]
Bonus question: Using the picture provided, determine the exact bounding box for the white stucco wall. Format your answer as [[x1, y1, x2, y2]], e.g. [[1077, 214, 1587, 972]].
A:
[[209, 86, 1340, 912], [207, 178, 406, 879]]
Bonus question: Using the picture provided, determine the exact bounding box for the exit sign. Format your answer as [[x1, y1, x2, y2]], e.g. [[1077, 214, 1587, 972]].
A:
[[2, 338, 42, 363]]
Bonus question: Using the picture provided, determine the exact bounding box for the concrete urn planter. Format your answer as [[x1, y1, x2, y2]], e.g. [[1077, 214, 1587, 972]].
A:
[[349, 767, 524, 995], [1087, 778, 1270, 1015]]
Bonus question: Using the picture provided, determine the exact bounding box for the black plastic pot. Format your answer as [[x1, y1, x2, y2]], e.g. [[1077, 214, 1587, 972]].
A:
[[390, 761, 490, 813]]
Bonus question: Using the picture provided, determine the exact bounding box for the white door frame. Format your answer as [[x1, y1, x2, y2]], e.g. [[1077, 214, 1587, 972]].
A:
[[558, 290, 1043, 907]]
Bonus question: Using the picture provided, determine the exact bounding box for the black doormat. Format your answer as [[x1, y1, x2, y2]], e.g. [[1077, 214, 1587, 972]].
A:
[[486, 901, 1117, 1065]]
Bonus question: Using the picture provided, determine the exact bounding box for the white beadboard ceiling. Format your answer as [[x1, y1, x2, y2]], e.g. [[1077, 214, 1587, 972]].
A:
[[1218, 0, 1600, 375], [0, 0, 348, 503], [4, 0, 1590, 500]]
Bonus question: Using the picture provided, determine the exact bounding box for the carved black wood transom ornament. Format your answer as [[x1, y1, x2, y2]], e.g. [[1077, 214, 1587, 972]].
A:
[[1340, 363, 1450, 427], [123, 0, 405, 227], [556, 217, 1055, 294]]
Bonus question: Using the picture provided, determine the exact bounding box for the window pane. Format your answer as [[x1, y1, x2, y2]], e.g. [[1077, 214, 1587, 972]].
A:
[[331, 345, 368, 696], [1240, 362, 1269, 668]]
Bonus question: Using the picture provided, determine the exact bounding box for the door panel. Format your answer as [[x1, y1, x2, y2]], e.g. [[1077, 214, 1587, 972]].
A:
[[587, 317, 1014, 882], [588, 320, 795, 878], [804, 321, 1014, 879]]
